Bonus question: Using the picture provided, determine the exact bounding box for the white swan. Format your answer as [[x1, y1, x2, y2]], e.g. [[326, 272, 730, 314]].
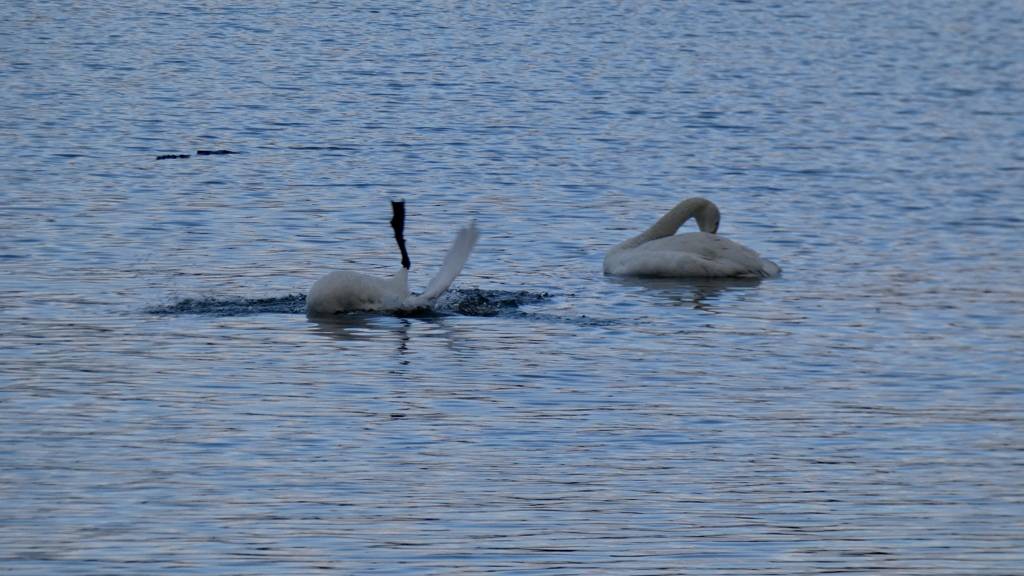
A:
[[603, 197, 780, 278], [306, 201, 480, 317]]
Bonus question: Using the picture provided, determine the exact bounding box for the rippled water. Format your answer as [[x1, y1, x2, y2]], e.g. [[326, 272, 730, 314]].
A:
[[2, 1, 1023, 573]]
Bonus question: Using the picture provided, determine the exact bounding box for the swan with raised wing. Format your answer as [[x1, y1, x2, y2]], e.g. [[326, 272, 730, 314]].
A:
[[603, 197, 780, 278], [306, 201, 480, 316]]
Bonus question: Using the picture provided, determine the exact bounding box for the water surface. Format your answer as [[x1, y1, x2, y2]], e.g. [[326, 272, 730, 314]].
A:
[[2, 1, 1023, 574]]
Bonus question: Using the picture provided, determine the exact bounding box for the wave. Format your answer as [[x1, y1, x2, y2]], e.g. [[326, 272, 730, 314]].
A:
[[432, 288, 550, 317], [145, 294, 308, 316], [145, 289, 550, 318]]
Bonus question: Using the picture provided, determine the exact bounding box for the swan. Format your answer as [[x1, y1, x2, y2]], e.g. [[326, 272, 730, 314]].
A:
[[306, 201, 480, 317], [603, 197, 780, 278]]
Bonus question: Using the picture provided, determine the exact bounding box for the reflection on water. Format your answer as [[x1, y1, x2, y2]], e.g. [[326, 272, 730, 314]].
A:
[[308, 314, 421, 352], [607, 275, 766, 312], [310, 312, 411, 339]]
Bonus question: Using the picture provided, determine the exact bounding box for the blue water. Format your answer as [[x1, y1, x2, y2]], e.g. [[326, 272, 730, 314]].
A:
[[2, 1, 1023, 574]]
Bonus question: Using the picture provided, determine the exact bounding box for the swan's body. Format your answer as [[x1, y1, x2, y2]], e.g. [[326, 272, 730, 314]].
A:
[[603, 197, 779, 278], [306, 202, 480, 317], [306, 268, 412, 314]]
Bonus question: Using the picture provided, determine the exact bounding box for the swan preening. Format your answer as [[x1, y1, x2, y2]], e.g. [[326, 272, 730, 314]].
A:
[[306, 201, 480, 317], [603, 197, 780, 278]]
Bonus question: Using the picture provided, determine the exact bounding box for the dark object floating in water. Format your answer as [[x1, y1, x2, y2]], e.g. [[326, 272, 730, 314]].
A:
[[155, 150, 237, 160]]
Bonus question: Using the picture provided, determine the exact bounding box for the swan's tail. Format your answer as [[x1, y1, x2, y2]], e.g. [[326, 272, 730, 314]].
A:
[[415, 219, 481, 303]]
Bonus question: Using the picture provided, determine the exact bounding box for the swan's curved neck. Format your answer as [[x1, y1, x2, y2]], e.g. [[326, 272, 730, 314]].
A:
[[390, 200, 411, 270], [619, 197, 719, 249]]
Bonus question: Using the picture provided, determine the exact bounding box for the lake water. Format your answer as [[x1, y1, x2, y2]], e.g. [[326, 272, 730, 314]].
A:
[[2, 1, 1023, 574]]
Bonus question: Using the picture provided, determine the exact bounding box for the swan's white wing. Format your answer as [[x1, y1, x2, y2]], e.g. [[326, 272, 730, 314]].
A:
[[606, 248, 746, 277], [412, 219, 480, 305], [605, 232, 779, 278]]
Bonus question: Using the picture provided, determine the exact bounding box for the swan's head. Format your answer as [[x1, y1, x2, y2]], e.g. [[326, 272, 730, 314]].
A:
[[696, 199, 720, 234]]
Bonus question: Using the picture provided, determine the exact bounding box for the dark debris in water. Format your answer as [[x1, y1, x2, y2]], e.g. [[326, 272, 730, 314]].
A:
[[155, 150, 238, 160]]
